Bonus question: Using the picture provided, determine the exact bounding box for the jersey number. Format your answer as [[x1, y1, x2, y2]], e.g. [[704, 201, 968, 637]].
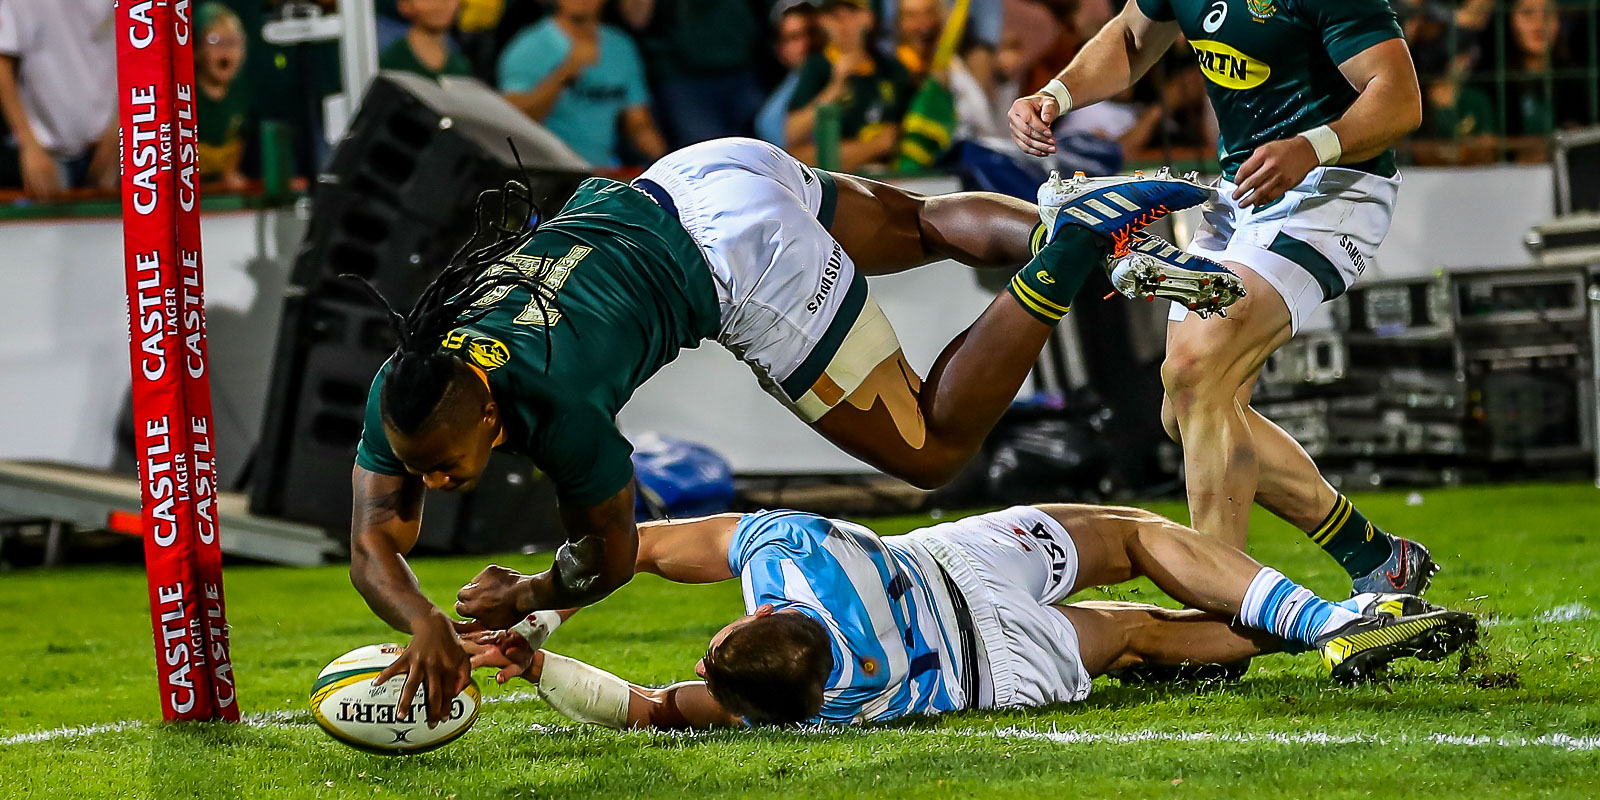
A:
[[470, 244, 592, 326], [1203, 0, 1227, 32]]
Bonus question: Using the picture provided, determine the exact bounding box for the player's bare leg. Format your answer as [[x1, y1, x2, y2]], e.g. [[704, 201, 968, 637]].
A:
[[1040, 503, 1476, 681], [1059, 603, 1275, 677], [823, 171, 1040, 275], [1159, 274, 1439, 593], [1159, 263, 1293, 549], [804, 173, 1100, 488]]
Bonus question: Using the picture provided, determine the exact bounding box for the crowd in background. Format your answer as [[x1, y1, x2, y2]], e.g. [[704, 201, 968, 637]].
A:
[[1, 0, 1598, 200]]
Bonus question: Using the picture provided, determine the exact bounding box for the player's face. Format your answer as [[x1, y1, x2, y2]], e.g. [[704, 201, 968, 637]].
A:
[[400, 0, 460, 32], [388, 415, 497, 493]]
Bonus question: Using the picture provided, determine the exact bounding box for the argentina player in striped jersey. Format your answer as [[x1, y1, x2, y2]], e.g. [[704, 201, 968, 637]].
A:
[[460, 504, 1477, 728]]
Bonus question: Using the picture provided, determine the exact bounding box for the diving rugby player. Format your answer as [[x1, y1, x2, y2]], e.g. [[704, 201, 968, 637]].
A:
[[1009, 0, 1435, 594], [348, 137, 1236, 724], [462, 504, 1476, 728]]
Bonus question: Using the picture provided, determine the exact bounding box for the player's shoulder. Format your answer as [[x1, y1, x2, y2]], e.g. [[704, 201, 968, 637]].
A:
[[732, 510, 837, 562]]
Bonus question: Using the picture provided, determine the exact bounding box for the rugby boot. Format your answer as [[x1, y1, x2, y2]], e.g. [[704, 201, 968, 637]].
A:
[[1037, 167, 1213, 254], [1317, 609, 1478, 684], [1351, 536, 1440, 596], [1108, 234, 1245, 318]]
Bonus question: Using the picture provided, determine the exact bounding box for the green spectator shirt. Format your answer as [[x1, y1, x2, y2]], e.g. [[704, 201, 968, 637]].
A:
[[355, 178, 721, 505], [1135, 0, 1403, 181], [788, 50, 914, 141], [378, 37, 474, 80], [196, 85, 252, 180]]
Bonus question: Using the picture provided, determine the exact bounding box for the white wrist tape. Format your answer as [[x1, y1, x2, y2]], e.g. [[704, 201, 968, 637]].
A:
[[536, 652, 631, 729], [510, 610, 564, 651], [1037, 79, 1074, 114], [1299, 124, 1342, 166]]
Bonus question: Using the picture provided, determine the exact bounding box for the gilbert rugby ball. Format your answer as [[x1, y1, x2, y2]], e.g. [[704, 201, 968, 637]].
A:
[[309, 643, 481, 755]]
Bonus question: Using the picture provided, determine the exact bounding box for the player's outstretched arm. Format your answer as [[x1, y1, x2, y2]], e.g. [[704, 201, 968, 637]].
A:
[[349, 464, 473, 726], [466, 636, 742, 731], [457, 483, 643, 626], [1009, 1, 1180, 156], [349, 464, 434, 633], [635, 514, 743, 584]]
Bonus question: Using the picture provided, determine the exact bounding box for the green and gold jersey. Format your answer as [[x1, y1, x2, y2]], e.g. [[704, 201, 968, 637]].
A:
[[356, 178, 722, 505], [1135, 0, 1403, 181]]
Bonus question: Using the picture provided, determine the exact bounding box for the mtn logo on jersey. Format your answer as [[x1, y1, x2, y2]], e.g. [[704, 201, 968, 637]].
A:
[[1191, 40, 1270, 90]]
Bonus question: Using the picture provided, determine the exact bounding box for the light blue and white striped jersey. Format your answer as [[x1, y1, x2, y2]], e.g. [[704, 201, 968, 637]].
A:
[[727, 510, 967, 723]]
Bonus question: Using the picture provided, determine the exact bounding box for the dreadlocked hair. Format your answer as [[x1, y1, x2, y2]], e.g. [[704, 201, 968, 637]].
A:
[[344, 160, 568, 435]]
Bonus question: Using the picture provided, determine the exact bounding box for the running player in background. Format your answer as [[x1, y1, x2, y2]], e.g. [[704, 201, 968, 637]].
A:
[[1007, 0, 1435, 597], [347, 137, 1233, 725], [461, 504, 1476, 729]]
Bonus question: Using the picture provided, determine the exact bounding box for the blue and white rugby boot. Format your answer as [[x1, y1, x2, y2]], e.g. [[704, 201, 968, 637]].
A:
[[1107, 234, 1246, 318], [1351, 537, 1440, 596], [1036, 167, 1213, 252]]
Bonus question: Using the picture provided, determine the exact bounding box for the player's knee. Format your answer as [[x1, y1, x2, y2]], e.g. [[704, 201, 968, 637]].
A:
[[1160, 344, 1234, 412], [895, 453, 965, 491]]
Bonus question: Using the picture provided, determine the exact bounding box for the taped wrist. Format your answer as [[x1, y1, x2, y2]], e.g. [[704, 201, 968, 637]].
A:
[[1037, 78, 1074, 114], [511, 610, 564, 650], [1298, 124, 1341, 166], [536, 652, 631, 729]]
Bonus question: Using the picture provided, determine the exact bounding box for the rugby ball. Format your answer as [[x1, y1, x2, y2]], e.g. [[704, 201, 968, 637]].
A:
[[309, 643, 481, 755]]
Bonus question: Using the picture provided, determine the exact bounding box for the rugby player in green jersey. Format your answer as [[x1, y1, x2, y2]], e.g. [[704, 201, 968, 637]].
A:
[[1009, 0, 1436, 600], [346, 137, 1236, 724]]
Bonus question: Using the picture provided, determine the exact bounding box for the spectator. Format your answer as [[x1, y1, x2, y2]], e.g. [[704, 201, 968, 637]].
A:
[[892, 0, 1002, 166], [498, 0, 667, 166], [195, 3, 254, 191], [1021, 0, 1084, 95], [785, 0, 912, 170], [0, 0, 116, 201], [379, 0, 475, 81], [1056, 63, 1210, 164], [625, 0, 768, 147], [1499, 0, 1584, 138], [756, 1, 823, 146]]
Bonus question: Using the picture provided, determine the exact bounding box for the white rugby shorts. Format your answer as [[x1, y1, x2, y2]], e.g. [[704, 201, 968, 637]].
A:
[[636, 138, 901, 422], [1172, 166, 1400, 334], [899, 506, 1093, 709]]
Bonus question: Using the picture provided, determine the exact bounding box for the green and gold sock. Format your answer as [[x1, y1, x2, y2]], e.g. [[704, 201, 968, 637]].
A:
[[1007, 224, 1109, 325], [1306, 494, 1394, 578]]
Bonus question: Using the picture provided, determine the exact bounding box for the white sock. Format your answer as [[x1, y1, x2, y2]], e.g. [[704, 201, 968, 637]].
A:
[[1240, 567, 1361, 647]]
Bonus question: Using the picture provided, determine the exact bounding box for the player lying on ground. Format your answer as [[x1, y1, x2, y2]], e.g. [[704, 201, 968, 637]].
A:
[[461, 504, 1477, 729], [1008, 0, 1436, 597], [345, 137, 1243, 723]]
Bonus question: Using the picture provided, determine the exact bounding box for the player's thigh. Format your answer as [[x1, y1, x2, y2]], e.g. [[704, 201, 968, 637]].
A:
[[1050, 604, 1135, 677], [1161, 262, 1294, 397], [808, 349, 966, 487], [824, 170, 937, 276]]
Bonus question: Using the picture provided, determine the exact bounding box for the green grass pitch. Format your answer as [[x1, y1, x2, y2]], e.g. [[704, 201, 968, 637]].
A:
[[3, 483, 1599, 799]]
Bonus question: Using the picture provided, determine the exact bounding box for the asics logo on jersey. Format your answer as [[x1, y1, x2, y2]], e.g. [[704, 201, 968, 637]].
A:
[[1191, 40, 1271, 90], [1028, 522, 1071, 581], [1202, 0, 1227, 33]]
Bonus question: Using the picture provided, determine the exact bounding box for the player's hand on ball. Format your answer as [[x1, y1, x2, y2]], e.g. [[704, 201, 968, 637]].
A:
[[1232, 137, 1319, 208], [373, 613, 473, 727], [1008, 94, 1060, 157], [455, 563, 532, 629]]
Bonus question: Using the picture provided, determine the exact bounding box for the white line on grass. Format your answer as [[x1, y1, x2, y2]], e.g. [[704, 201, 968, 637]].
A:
[[6, 714, 1599, 753]]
